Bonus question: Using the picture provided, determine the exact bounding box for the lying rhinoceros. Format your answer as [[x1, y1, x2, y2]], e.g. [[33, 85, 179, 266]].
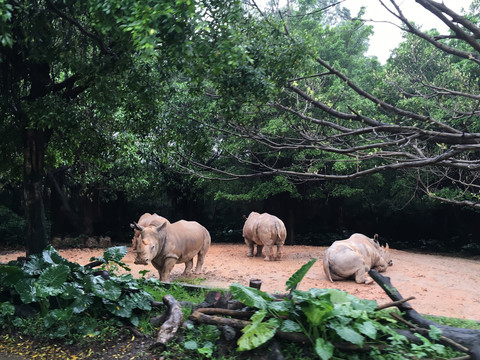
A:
[[323, 233, 392, 284], [130, 213, 168, 250], [133, 219, 211, 281], [242, 211, 287, 261]]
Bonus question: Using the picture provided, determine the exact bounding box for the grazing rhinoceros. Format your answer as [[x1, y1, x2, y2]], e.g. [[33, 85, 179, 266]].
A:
[[323, 233, 392, 284], [133, 219, 211, 281], [242, 211, 287, 261], [130, 213, 168, 250]]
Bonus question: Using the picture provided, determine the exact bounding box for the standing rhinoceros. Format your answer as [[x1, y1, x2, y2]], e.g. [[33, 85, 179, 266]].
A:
[[242, 211, 287, 261], [130, 213, 169, 250], [323, 233, 392, 284], [133, 219, 211, 281]]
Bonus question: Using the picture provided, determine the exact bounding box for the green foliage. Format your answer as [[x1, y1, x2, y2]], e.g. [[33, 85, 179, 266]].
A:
[[229, 260, 459, 359], [0, 245, 154, 339]]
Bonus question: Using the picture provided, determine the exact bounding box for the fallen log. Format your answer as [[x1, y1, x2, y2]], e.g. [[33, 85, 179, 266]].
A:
[[369, 269, 480, 360], [150, 294, 184, 351]]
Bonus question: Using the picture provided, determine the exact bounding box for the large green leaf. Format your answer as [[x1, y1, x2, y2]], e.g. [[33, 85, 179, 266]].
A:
[[237, 310, 281, 351], [229, 283, 275, 310], [104, 296, 135, 318], [314, 337, 334, 360], [127, 292, 153, 311], [22, 257, 45, 276], [286, 258, 317, 291], [41, 245, 67, 265], [43, 308, 74, 329], [71, 294, 95, 314], [103, 246, 127, 263], [279, 319, 303, 333], [37, 264, 70, 293], [356, 320, 377, 340], [301, 300, 334, 326], [14, 278, 37, 304], [88, 277, 122, 301], [0, 265, 24, 286], [334, 325, 364, 346], [60, 283, 83, 300]]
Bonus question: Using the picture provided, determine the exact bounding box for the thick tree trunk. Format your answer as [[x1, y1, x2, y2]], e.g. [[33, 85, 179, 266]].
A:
[[23, 129, 48, 255]]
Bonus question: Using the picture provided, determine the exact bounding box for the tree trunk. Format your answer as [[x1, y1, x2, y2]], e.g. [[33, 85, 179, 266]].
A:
[[23, 128, 48, 256]]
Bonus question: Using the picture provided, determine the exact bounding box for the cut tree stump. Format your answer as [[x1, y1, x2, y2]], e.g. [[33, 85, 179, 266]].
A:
[[369, 269, 480, 360]]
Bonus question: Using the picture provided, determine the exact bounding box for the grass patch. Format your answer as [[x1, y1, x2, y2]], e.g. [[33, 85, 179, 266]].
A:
[[425, 315, 480, 330]]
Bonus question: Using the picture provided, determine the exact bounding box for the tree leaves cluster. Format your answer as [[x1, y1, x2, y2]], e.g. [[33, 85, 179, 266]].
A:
[[0, 245, 154, 339]]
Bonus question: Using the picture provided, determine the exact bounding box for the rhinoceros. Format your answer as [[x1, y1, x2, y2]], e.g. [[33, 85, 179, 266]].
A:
[[130, 213, 168, 250], [323, 233, 392, 284], [242, 211, 287, 261], [133, 219, 211, 281]]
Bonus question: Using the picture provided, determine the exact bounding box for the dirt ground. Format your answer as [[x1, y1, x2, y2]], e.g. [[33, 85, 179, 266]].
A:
[[1, 243, 480, 322]]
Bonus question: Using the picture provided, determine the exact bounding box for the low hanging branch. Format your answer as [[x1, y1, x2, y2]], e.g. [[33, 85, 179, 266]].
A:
[[369, 269, 480, 360]]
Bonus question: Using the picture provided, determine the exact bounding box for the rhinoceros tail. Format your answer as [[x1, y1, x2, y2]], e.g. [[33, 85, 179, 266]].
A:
[[323, 250, 334, 282], [274, 221, 287, 245]]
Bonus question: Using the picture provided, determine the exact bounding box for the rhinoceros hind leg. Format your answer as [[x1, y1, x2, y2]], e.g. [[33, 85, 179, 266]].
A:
[[263, 245, 274, 261], [255, 244, 263, 257], [183, 259, 194, 274], [275, 245, 283, 260], [245, 240, 255, 257], [354, 269, 374, 284], [195, 251, 208, 273]]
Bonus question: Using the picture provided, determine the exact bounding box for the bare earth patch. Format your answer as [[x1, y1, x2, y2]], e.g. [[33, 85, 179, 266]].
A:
[[1, 243, 480, 322]]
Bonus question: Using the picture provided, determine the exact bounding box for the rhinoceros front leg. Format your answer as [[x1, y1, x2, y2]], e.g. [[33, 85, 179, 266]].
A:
[[153, 257, 177, 282]]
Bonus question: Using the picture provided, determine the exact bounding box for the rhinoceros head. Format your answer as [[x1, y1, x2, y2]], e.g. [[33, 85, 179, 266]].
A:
[[378, 243, 393, 269], [134, 222, 166, 265]]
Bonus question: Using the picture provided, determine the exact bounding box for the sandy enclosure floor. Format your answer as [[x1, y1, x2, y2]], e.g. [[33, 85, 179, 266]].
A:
[[1, 243, 480, 322]]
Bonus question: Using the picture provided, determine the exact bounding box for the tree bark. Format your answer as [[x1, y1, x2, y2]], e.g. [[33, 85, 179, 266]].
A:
[[369, 269, 480, 359], [23, 128, 48, 256]]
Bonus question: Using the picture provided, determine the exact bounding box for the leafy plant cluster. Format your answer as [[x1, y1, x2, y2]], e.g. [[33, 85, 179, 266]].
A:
[[229, 259, 462, 360], [0, 245, 155, 341]]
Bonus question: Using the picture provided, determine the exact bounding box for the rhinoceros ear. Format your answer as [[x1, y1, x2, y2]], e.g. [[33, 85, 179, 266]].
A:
[[155, 222, 167, 232]]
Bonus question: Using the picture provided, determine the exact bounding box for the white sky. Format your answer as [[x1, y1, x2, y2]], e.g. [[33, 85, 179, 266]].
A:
[[343, 0, 473, 63]]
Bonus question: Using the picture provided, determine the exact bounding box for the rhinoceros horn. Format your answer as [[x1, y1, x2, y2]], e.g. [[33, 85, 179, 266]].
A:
[[133, 222, 144, 231]]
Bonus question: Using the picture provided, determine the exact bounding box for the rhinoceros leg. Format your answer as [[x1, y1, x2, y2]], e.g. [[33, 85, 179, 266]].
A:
[[152, 257, 177, 282], [245, 240, 255, 257], [255, 244, 263, 257], [275, 244, 283, 260], [354, 266, 374, 284], [263, 244, 274, 261], [183, 259, 194, 275], [195, 251, 208, 273]]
